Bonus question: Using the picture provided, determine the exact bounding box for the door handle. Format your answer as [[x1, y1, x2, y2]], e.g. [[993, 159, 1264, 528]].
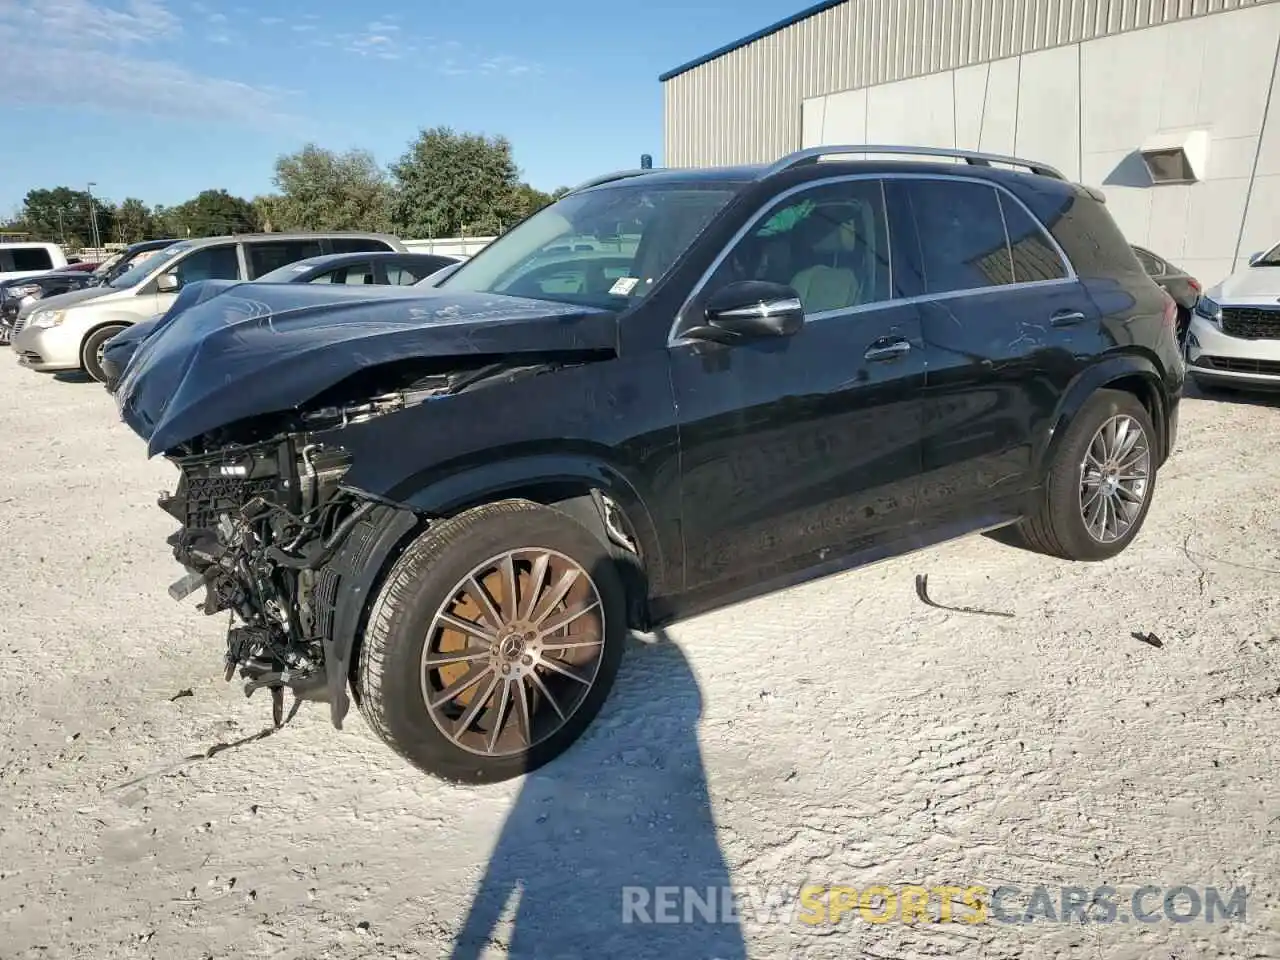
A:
[[864, 338, 912, 362], [1050, 309, 1087, 327]]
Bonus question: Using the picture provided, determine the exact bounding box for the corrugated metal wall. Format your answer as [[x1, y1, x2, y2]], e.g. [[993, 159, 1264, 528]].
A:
[[663, 0, 1277, 166]]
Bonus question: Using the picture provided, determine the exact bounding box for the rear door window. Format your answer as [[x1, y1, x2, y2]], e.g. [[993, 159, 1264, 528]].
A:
[[247, 240, 325, 278], [899, 180, 1013, 294], [341, 262, 376, 285], [174, 244, 241, 283]]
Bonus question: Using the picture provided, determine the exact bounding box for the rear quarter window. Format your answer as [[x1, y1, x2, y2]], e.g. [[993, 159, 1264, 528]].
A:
[[0, 248, 54, 272], [1019, 183, 1144, 280]]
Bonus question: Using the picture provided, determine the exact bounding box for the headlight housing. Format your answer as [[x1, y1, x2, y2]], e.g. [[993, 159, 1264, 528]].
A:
[[1193, 296, 1222, 326], [29, 310, 65, 329]]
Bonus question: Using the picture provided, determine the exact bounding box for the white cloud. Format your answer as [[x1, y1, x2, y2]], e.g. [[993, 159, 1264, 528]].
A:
[[291, 23, 318, 32], [206, 11, 226, 23], [1, 0, 180, 45], [367, 19, 399, 32], [434, 53, 542, 79], [0, 0, 291, 127], [259, 15, 282, 24]]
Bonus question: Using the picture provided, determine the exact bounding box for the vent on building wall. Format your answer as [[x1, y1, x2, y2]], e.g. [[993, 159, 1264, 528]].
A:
[[1138, 130, 1210, 184]]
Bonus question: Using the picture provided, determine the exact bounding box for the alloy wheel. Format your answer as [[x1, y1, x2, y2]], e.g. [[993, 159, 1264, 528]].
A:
[[1079, 414, 1151, 543], [420, 548, 605, 757]]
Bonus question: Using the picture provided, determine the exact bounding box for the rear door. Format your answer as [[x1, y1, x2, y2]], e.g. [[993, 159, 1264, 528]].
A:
[[672, 176, 926, 594], [889, 176, 1101, 520]]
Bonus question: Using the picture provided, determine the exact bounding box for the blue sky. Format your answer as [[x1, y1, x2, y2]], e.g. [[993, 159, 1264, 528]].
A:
[[0, 0, 804, 216]]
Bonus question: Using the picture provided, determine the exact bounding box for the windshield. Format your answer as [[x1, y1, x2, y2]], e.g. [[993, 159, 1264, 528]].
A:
[[438, 182, 737, 309], [92, 252, 124, 278], [109, 243, 190, 289], [1253, 242, 1280, 266]]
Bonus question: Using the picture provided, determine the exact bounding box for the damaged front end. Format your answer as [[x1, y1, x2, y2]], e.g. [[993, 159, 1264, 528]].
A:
[[156, 360, 566, 729]]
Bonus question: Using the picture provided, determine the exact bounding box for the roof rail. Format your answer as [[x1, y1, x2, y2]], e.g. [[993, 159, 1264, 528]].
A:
[[767, 145, 1067, 181], [566, 169, 659, 194]]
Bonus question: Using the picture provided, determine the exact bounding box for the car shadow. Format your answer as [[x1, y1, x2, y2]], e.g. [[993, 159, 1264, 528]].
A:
[[447, 613, 746, 960], [52, 371, 94, 384]]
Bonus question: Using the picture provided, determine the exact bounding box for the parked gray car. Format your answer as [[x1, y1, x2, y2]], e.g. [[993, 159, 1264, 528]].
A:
[[12, 232, 407, 382]]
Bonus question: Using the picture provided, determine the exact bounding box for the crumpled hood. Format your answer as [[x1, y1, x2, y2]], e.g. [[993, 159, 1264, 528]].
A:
[[114, 282, 617, 456], [1209, 265, 1280, 303]]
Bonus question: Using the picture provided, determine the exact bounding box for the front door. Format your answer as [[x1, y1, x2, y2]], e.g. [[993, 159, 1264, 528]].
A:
[[670, 177, 926, 597]]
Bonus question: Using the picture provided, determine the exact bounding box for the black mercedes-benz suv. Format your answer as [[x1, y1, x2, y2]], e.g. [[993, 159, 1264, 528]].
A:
[[115, 145, 1184, 783]]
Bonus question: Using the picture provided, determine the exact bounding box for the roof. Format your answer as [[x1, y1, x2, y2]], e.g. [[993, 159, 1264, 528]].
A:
[[659, 0, 845, 82], [573, 165, 768, 194], [173, 231, 401, 248]]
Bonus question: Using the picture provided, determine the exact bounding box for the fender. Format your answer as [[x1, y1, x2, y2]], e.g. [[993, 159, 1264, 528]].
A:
[[388, 452, 669, 596], [323, 455, 671, 729], [1032, 353, 1169, 479], [78, 311, 141, 345], [323, 503, 420, 729]]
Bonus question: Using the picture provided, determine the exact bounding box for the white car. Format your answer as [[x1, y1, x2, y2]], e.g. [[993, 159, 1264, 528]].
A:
[[0, 242, 69, 282], [1186, 244, 1280, 392]]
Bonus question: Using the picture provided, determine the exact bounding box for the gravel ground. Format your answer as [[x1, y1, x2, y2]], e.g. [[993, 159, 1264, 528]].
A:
[[1, 357, 1279, 960]]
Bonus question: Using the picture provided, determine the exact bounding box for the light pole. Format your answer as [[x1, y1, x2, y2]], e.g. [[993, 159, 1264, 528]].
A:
[[86, 182, 101, 251]]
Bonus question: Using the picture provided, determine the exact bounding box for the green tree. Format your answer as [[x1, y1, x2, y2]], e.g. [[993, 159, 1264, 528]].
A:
[[252, 194, 285, 233], [389, 127, 525, 238], [169, 189, 260, 236], [272, 144, 392, 232], [511, 183, 552, 221], [550, 186, 571, 201], [114, 197, 154, 243], [20, 187, 116, 247]]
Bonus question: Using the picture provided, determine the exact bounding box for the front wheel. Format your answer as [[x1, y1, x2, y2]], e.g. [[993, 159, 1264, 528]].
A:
[[81, 325, 128, 382], [1014, 389, 1158, 561], [356, 499, 628, 783]]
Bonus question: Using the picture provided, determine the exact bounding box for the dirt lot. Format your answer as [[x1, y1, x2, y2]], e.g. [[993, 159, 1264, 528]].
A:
[[1, 356, 1279, 959]]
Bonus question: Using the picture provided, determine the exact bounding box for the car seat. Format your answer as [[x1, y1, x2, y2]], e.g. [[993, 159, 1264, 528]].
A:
[[789, 213, 863, 314]]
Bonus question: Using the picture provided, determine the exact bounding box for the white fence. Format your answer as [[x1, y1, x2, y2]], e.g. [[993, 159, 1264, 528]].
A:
[[403, 236, 495, 259]]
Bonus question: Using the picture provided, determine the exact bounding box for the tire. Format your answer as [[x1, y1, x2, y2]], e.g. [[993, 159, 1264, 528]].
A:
[[1014, 389, 1158, 561], [81, 324, 127, 383], [356, 498, 628, 784]]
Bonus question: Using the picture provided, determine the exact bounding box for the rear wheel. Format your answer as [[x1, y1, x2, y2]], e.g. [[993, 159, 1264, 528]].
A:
[[356, 499, 628, 783], [1014, 389, 1157, 561], [81, 324, 127, 382]]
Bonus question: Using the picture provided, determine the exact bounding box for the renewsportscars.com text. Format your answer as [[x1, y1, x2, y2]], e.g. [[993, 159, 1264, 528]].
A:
[[621, 884, 1248, 926]]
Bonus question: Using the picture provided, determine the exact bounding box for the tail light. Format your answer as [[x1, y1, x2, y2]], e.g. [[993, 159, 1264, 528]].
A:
[[1161, 290, 1178, 334], [1188, 278, 1201, 294]]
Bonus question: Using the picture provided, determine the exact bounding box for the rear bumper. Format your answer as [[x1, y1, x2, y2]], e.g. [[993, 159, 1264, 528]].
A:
[[1186, 313, 1280, 388]]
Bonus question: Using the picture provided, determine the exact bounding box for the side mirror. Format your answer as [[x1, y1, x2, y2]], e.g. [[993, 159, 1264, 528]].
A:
[[685, 280, 806, 344], [157, 272, 181, 293]]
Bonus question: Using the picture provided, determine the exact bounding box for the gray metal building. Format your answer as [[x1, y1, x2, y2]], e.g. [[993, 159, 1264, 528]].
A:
[[661, 0, 1280, 284]]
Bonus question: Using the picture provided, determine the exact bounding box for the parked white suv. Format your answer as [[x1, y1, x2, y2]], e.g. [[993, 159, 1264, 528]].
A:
[[0, 242, 69, 281], [12, 232, 406, 382], [1185, 243, 1280, 392]]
